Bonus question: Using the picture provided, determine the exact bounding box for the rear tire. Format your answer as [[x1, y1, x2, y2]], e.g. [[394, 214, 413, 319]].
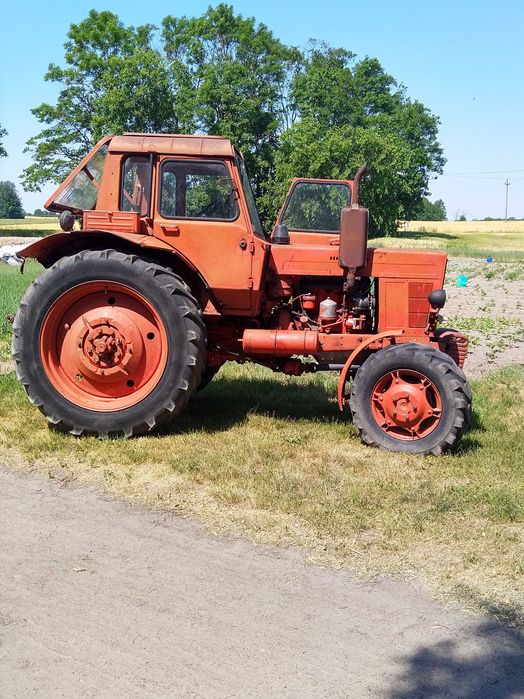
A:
[[198, 365, 221, 391], [349, 343, 471, 455], [13, 249, 206, 437]]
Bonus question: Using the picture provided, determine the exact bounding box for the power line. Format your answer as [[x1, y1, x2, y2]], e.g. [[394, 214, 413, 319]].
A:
[[444, 168, 524, 175], [437, 174, 524, 181]]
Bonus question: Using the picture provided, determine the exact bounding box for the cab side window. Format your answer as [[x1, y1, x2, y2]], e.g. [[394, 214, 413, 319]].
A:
[[160, 161, 238, 220], [120, 155, 151, 216]]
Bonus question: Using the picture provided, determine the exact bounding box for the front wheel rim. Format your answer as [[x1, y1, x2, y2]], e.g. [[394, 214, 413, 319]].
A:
[[371, 369, 443, 441], [40, 281, 169, 411]]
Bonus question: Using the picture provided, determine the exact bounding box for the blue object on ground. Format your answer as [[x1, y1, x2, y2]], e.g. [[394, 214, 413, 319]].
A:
[[457, 274, 469, 287]]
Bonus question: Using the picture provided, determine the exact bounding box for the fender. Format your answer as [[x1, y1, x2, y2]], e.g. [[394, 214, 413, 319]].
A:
[[20, 229, 184, 263], [337, 330, 405, 410], [18, 229, 215, 297]]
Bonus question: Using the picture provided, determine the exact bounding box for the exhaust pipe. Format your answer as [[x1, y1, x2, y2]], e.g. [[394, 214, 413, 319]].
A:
[[351, 162, 367, 208]]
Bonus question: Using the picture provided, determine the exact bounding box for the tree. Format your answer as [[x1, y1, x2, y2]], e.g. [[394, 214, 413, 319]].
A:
[[0, 181, 25, 219], [416, 197, 447, 221], [270, 44, 445, 233], [0, 124, 6, 158], [162, 4, 300, 196], [33, 208, 58, 217], [23, 6, 444, 235], [262, 118, 419, 234], [22, 10, 176, 191]]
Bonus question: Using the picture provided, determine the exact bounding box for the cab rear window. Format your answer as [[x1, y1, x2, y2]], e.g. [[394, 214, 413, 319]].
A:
[[52, 144, 108, 211]]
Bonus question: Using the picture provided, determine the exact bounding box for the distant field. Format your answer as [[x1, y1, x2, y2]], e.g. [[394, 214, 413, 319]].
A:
[[372, 220, 524, 262], [0, 216, 58, 238]]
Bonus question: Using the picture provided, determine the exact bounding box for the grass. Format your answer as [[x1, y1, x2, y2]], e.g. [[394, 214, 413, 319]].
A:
[[372, 220, 524, 262], [0, 261, 41, 362]]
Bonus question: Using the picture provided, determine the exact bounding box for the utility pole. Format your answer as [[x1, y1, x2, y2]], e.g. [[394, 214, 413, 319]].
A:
[[504, 179, 510, 220]]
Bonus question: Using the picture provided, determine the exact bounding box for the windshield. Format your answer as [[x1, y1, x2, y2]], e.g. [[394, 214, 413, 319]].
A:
[[236, 155, 264, 236], [49, 143, 108, 213]]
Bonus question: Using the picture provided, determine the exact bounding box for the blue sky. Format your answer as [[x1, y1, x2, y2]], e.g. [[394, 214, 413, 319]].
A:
[[1, 0, 523, 219]]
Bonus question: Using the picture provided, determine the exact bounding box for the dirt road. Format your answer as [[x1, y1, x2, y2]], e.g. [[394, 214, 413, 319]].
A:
[[1, 466, 523, 698]]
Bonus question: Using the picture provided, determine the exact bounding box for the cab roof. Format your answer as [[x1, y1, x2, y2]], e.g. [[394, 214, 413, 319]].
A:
[[109, 133, 235, 158]]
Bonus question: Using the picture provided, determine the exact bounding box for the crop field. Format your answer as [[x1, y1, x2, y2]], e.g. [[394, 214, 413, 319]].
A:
[[0, 216, 58, 240], [373, 220, 524, 262], [0, 226, 523, 627]]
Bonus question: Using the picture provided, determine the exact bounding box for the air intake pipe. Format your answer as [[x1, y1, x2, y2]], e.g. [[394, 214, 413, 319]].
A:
[[242, 329, 319, 355]]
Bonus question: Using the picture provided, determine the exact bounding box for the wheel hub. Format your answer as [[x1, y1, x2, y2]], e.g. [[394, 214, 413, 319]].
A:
[[371, 369, 442, 440], [40, 282, 168, 411], [82, 319, 128, 370]]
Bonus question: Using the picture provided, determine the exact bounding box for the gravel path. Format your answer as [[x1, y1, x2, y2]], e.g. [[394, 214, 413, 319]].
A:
[[1, 465, 523, 698]]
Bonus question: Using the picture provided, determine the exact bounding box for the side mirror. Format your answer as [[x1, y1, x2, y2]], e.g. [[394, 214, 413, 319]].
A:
[[338, 206, 369, 270]]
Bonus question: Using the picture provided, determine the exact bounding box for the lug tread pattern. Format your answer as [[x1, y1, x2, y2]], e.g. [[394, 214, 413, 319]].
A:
[[13, 249, 206, 438], [349, 343, 472, 456]]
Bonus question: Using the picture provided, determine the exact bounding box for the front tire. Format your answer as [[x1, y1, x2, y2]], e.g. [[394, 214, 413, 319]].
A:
[[349, 343, 471, 455], [13, 249, 206, 437]]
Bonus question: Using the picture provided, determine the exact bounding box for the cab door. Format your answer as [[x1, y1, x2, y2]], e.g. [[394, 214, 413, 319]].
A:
[[153, 157, 254, 312]]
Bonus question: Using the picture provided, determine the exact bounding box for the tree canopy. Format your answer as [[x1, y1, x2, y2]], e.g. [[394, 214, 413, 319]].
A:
[[22, 4, 445, 234], [416, 197, 447, 221], [0, 124, 7, 158], [0, 181, 25, 219]]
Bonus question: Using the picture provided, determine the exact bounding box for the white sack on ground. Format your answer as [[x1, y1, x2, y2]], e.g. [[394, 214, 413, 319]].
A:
[[0, 243, 29, 266]]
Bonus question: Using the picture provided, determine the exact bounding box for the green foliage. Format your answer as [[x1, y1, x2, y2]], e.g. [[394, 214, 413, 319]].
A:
[[0, 124, 6, 158], [162, 4, 300, 197], [32, 208, 58, 217], [263, 118, 421, 234], [23, 5, 445, 235], [416, 197, 447, 221], [267, 44, 445, 233], [0, 181, 24, 219], [281, 182, 349, 232], [22, 10, 176, 192]]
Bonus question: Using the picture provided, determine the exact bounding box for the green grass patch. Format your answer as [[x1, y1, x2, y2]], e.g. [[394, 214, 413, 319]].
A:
[[0, 261, 41, 361]]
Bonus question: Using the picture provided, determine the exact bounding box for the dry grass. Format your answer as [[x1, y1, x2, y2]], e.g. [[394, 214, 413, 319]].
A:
[[0, 216, 58, 231], [405, 220, 524, 234], [0, 363, 523, 627]]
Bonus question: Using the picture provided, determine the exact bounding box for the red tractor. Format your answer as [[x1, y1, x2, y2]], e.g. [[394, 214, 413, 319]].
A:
[[14, 133, 470, 454]]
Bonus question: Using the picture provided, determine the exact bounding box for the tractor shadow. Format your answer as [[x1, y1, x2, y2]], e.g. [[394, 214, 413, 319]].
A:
[[385, 619, 524, 699], [158, 373, 346, 435], [452, 408, 485, 454], [158, 372, 484, 456]]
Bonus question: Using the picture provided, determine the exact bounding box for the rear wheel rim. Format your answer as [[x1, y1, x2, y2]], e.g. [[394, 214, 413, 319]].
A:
[[40, 281, 169, 411], [371, 369, 443, 441]]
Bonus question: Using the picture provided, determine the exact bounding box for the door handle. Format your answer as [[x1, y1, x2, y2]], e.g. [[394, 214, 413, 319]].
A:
[[160, 224, 180, 236]]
